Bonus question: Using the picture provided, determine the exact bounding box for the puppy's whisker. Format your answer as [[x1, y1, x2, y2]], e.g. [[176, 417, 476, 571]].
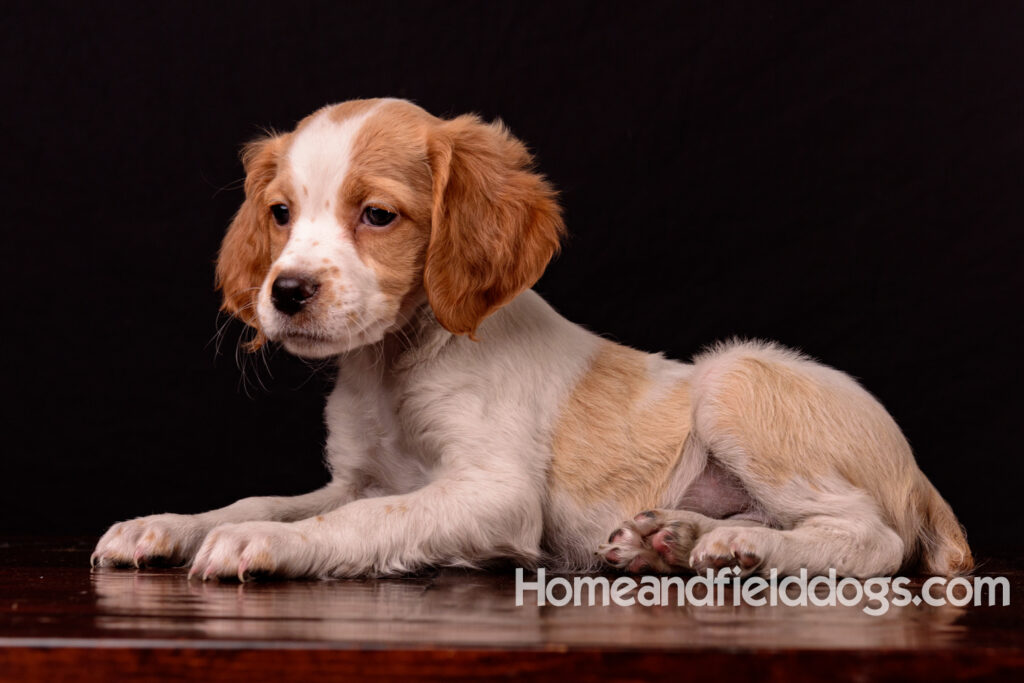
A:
[[207, 175, 246, 199]]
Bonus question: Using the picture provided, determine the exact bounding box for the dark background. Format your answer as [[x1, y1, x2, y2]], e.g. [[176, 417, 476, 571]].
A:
[[3, 2, 1021, 551]]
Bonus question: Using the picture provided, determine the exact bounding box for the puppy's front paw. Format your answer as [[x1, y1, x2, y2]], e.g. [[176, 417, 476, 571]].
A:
[[189, 522, 321, 581], [91, 514, 210, 568]]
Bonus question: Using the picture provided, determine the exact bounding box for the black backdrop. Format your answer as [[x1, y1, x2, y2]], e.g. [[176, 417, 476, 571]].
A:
[[3, 2, 1021, 550]]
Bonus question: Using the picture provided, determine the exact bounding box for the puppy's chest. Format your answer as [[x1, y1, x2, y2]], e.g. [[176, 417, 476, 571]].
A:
[[324, 373, 437, 494]]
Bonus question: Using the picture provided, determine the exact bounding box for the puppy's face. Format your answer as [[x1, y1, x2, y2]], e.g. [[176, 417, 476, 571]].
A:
[[216, 98, 564, 357]]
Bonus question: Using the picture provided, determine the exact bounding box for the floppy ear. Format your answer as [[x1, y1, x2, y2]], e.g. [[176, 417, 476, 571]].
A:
[[214, 135, 285, 350], [424, 115, 565, 338]]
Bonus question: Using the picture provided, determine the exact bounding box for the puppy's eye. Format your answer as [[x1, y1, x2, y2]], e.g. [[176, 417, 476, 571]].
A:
[[270, 203, 290, 226], [361, 206, 397, 228]]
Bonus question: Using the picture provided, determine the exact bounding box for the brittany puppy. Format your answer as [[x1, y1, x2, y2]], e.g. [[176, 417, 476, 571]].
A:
[[92, 98, 972, 580]]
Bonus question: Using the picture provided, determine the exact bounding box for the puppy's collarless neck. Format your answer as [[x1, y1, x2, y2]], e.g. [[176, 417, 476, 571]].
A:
[[347, 303, 453, 375]]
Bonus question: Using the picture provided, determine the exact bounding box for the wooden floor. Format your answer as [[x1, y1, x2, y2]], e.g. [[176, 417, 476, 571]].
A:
[[1, 538, 1022, 681]]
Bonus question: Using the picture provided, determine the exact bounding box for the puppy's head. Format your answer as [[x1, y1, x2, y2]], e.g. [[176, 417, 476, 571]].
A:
[[216, 98, 564, 357]]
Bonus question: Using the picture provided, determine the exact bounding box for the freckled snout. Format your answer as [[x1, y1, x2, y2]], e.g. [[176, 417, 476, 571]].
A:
[[271, 273, 320, 315]]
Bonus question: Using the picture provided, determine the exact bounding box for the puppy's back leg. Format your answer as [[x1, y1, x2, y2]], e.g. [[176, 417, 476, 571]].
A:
[[601, 508, 903, 579], [688, 509, 904, 577], [601, 339, 937, 577], [599, 480, 903, 577], [682, 340, 921, 576]]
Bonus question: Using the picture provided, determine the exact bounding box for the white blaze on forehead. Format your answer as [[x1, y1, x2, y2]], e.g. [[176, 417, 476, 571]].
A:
[[287, 104, 381, 219]]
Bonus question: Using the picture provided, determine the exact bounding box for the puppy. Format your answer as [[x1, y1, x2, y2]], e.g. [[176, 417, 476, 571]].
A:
[[92, 98, 972, 580]]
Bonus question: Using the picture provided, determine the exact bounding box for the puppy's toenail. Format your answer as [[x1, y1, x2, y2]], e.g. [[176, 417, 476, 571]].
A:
[[635, 511, 657, 521], [608, 528, 625, 543]]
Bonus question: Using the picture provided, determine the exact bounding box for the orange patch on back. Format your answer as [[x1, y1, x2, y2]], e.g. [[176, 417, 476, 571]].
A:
[[550, 342, 691, 514]]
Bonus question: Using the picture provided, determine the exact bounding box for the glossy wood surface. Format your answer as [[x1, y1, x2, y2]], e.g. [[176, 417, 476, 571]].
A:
[[1, 538, 1022, 681]]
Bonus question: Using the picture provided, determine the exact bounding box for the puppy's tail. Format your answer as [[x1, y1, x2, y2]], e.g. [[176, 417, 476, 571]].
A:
[[916, 478, 973, 575]]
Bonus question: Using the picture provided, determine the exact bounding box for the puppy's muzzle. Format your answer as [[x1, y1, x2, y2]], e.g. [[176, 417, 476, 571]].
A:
[[271, 273, 320, 315]]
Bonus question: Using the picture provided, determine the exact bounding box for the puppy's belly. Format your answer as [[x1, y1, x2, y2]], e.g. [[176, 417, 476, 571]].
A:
[[677, 458, 762, 520]]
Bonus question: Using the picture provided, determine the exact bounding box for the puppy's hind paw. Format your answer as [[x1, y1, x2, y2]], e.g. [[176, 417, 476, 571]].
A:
[[598, 509, 702, 573], [598, 523, 662, 573], [689, 527, 765, 576]]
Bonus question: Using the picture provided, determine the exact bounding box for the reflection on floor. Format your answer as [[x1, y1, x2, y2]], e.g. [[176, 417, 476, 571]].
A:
[[1, 538, 1021, 681]]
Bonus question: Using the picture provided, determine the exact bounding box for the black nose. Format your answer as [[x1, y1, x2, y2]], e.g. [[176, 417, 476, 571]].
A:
[[271, 274, 319, 315]]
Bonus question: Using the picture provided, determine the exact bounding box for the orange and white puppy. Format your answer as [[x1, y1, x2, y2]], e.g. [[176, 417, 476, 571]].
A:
[[92, 98, 972, 580]]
